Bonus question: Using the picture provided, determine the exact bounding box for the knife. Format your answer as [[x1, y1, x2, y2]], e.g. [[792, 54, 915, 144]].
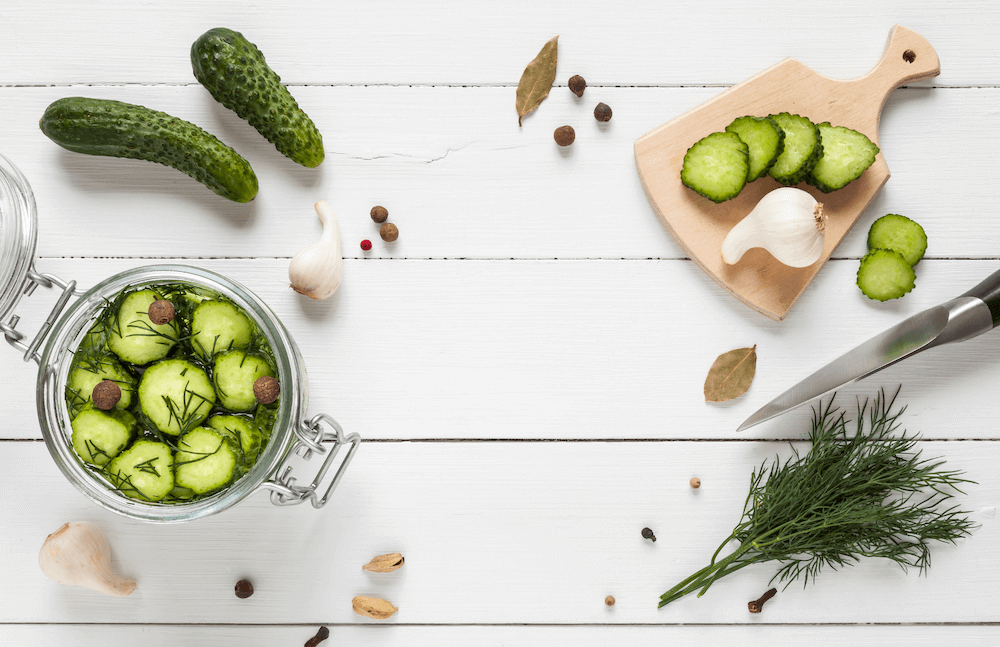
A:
[[737, 268, 1000, 432]]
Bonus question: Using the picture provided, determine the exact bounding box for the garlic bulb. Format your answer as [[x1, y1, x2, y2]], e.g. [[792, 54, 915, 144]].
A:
[[289, 200, 343, 299], [38, 521, 136, 597], [721, 188, 826, 268]]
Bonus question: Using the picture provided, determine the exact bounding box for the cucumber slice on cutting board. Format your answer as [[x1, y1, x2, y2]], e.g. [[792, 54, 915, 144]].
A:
[[809, 123, 879, 192], [767, 113, 822, 185], [681, 132, 749, 203], [725, 116, 785, 181]]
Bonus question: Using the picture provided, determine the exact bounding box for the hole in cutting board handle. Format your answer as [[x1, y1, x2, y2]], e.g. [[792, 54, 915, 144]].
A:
[[902, 49, 916, 63]]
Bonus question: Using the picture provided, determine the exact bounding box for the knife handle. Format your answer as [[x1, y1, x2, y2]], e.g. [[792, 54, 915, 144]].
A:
[[960, 268, 1000, 327]]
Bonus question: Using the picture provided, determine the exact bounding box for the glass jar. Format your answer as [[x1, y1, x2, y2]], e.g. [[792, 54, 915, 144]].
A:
[[0, 153, 359, 523]]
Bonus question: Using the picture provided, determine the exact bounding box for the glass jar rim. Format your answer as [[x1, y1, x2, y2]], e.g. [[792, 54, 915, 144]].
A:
[[0, 152, 39, 322], [37, 264, 304, 523]]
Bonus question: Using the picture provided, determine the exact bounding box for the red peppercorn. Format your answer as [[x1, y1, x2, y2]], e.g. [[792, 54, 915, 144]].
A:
[[360, 239, 373, 251]]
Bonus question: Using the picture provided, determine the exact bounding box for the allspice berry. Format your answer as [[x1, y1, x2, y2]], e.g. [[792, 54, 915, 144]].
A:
[[568, 74, 587, 97], [370, 206, 389, 223], [147, 299, 175, 326], [554, 125, 575, 146], [594, 102, 613, 122], [234, 579, 254, 599], [253, 376, 281, 405], [380, 223, 399, 242], [690, 477, 701, 489], [605, 595, 616, 606], [91, 380, 121, 411]]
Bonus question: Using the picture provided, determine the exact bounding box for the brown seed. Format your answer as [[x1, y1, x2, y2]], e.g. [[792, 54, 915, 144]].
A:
[[605, 595, 616, 606], [363, 553, 405, 573], [352, 595, 398, 619], [568, 74, 587, 97], [748, 587, 777, 613], [253, 376, 281, 405], [91, 380, 121, 411], [370, 206, 389, 223], [554, 125, 575, 146], [690, 477, 701, 489], [147, 299, 175, 325], [594, 102, 613, 122], [380, 223, 399, 242], [235, 579, 254, 599]]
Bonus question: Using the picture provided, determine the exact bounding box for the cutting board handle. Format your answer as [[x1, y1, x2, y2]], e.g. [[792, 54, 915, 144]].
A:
[[851, 26, 940, 104]]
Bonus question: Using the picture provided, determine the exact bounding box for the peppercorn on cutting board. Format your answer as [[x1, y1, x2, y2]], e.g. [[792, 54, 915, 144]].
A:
[[634, 26, 939, 321]]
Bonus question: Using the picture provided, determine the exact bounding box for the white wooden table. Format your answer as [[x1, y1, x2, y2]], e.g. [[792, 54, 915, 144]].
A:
[[2, 1, 999, 644]]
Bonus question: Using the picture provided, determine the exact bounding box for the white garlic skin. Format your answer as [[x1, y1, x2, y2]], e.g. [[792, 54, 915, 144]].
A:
[[289, 200, 344, 300], [721, 187, 826, 268], [38, 521, 136, 597]]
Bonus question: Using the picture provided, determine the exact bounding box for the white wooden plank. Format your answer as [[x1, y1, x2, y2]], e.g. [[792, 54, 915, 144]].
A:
[[1, 1, 998, 87], [2, 257, 998, 440], [0, 441, 996, 624], [5, 85, 997, 259], [1, 625, 998, 647]]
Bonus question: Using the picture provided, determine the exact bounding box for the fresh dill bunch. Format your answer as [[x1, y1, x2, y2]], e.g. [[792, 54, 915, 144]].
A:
[[659, 389, 975, 608]]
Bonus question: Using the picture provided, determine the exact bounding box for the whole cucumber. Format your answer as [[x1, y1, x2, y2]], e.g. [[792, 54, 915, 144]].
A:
[[191, 28, 325, 168], [39, 97, 258, 203]]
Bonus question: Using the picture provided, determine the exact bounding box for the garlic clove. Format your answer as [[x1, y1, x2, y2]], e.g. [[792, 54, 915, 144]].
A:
[[38, 521, 136, 597], [289, 200, 344, 300], [721, 187, 826, 268]]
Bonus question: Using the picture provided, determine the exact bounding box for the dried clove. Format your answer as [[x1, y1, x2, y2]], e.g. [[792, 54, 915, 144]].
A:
[[304, 626, 330, 647], [641, 527, 656, 542], [748, 587, 776, 613], [235, 579, 254, 599]]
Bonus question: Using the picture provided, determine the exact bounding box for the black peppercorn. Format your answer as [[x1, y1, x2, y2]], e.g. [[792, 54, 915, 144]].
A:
[[554, 125, 575, 146], [641, 527, 656, 542], [370, 206, 388, 223], [594, 102, 613, 122], [235, 579, 254, 599], [568, 75, 587, 97]]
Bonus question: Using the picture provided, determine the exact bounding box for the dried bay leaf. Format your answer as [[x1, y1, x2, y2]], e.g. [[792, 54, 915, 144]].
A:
[[516, 35, 559, 126], [704, 345, 757, 402]]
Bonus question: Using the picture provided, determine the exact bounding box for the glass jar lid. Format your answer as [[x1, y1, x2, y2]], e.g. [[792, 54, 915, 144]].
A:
[[0, 153, 39, 322]]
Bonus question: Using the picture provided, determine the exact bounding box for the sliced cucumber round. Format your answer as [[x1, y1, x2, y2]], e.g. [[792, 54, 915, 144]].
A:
[[767, 113, 822, 186], [725, 115, 785, 181], [66, 354, 136, 414], [213, 350, 274, 412], [175, 427, 237, 494], [71, 405, 136, 466], [680, 131, 749, 203], [207, 414, 262, 464], [867, 214, 927, 266], [138, 359, 216, 436], [108, 289, 180, 365], [190, 300, 254, 359], [857, 249, 916, 301], [107, 440, 175, 502], [808, 123, 879, 193]]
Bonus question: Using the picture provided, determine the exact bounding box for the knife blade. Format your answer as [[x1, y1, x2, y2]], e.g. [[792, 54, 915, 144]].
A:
[[737, 268, 1000, 432]]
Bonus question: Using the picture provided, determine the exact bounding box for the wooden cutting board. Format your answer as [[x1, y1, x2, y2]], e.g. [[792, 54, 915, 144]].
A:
[[634, 26, 939, 321]]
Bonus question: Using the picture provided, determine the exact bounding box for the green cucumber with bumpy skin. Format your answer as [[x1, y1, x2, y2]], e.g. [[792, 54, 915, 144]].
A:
[[39, 97, 258, 203], [191, 28, 325, 168]]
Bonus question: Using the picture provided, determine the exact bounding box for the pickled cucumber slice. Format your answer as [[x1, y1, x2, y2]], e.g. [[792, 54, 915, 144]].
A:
[[680, 132, 749, 203], [71, 405, 136, 467], [175, 427, 237, 494], [867, 214, 927, 266], [207, 414, 262, 464], [66, 354, 136, 414], [108, 289, 179, 365], [138, 359, 216, 436], [857, 249, 916, 301], [213, 350, 275, 412], [808, 123, 879, 193], [190, 299, 254, 359], [767, 113, 822, 186], [725, 116, 785, 181], [107, 440, 174, 502]]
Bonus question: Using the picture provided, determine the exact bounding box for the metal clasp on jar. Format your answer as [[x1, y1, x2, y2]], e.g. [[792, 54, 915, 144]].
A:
[[1, 268, 83, 364], [261, 413, 360, 508]]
